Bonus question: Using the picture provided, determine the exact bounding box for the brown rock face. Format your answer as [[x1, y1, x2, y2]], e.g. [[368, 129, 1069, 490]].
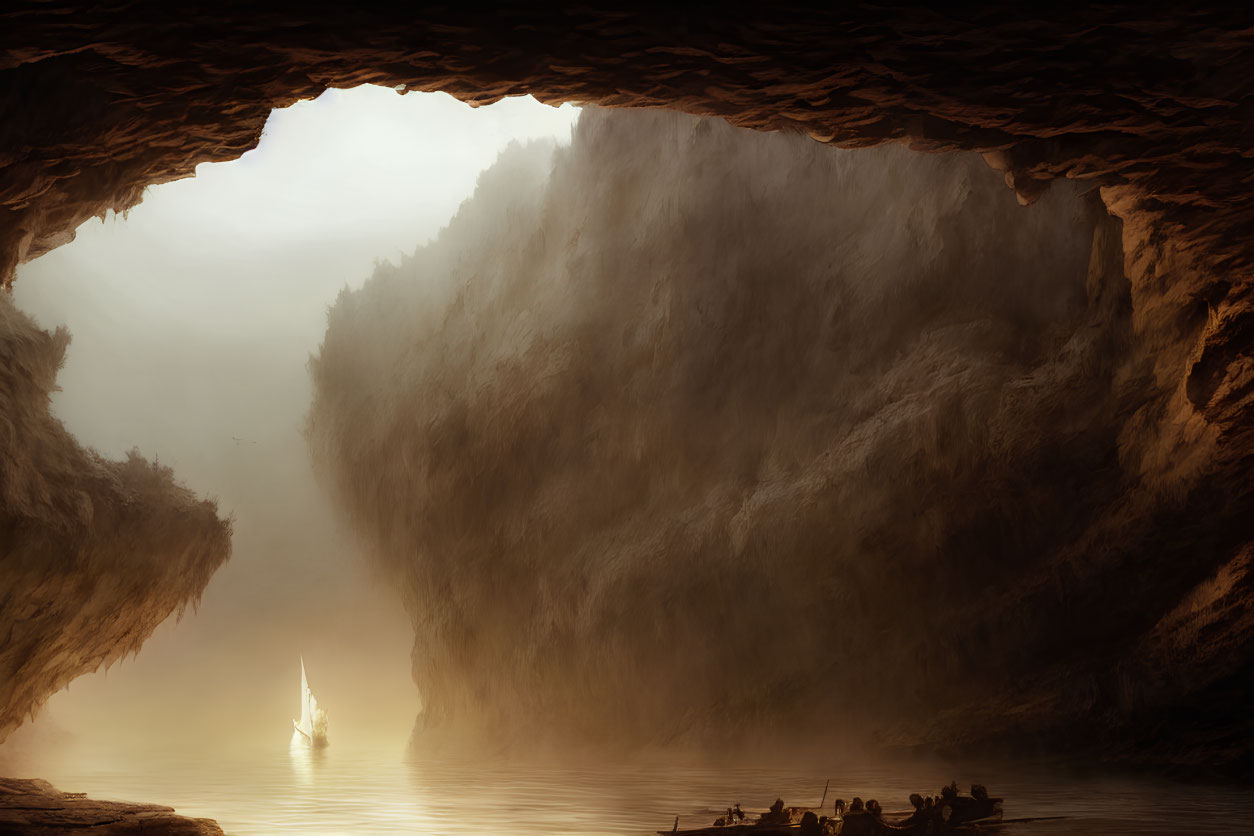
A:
[[2, 4, 1253, 765], [307, 106, 1250, 766], [0, 777, 223, 834], [2, 5, 1253, 289], [0, 294, 232, 743]]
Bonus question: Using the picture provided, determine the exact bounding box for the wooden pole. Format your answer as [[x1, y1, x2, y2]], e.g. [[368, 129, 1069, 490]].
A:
[[819, 779, 830, 810]]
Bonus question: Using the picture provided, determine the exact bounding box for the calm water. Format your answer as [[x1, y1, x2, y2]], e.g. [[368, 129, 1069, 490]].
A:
[[3, 737, 1252, 834]]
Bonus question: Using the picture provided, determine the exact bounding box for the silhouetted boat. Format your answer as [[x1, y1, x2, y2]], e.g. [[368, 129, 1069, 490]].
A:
[[655, 820, 1032, 836], [657, 787, 1018, 835]]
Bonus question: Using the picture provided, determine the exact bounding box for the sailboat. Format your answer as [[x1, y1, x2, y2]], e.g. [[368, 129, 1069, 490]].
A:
[[292, 655, 329, 747]]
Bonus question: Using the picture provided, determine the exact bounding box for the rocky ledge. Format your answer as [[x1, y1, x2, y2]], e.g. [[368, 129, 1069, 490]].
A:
[[0, 777, 222, 835]]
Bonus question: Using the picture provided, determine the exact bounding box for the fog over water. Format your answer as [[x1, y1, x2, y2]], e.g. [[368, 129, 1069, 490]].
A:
[[0, 86, 580, 754]]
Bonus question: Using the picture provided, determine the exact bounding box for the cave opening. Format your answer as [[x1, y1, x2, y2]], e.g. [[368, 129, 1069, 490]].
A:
[[2, 7, 1254, 834], [3, 84, 582, 752], [2, 80, 1230, 834]]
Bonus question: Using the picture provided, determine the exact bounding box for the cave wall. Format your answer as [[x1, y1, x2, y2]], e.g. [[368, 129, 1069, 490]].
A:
[[3, 5, 1253, 284], [2, 4, 1253, 762], [3, 3, 1251, 444], [0, 294, 231, 742], [307, 107, 1251, 765]]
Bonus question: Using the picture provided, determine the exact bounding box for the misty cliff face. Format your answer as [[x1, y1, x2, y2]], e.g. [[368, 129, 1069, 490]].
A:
[[3, 6, 1253, 765], [308, 107, 1251, 764], [0, 294, 231, 742]]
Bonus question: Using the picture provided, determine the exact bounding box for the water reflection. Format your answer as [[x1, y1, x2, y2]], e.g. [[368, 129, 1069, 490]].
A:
[[3, 738, 1252, 834], [288, 733, 327, 786]]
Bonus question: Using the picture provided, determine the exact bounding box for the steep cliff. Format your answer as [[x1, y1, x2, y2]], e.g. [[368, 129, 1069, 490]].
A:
[[308, 108, 1252, 766], [0, 294, 232, 742], [2, 4, 1252, 764]]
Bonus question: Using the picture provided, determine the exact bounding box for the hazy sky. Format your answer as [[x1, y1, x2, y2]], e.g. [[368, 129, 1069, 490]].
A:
[[4, 86, 580, 754]]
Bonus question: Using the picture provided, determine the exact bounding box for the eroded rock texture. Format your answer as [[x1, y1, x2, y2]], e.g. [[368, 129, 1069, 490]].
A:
[[0, 294, 231, 743], [2, 4, 1253, 765], [308, 108, 1251, 766], [0, 777, 223, 834], [2, 6, 1253, 288]]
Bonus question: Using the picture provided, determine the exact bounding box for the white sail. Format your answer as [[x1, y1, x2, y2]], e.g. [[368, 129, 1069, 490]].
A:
[[292, 655, 328, 746], [298, 657, 312, 735]]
